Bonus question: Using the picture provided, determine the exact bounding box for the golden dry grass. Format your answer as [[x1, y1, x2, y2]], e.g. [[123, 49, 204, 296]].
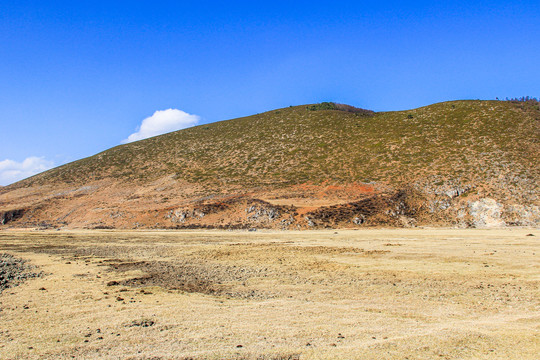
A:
[[0, 228, 539, 359]]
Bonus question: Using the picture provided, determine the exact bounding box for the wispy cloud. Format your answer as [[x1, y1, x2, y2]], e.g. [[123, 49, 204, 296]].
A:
[[122, 109, 200, 144], [0, 157, 54, 186]]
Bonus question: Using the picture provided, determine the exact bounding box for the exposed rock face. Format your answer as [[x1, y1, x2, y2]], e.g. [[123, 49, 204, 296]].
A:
[[469, 198, 505, 228], [503, 204, 540, 226], [246, 203, 280, 222], [166, 209, 206, 223], [162, 198, 298, 229], [305, 217, 315, 227], [352, 215, 365, 225], [1, 181, 537, 229]]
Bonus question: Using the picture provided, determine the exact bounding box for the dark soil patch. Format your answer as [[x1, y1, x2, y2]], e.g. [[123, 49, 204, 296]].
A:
[[168, 223, 251, 230], [141, 355, 301, 360], [108, 260, 272, 299], [127, 318, 155, 327], [0, 253, 42, 294]]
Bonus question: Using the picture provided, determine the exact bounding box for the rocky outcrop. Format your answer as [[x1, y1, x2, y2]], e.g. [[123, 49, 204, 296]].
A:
[[503, 204, 540, 226], [163, 198, 297, 229], [0, 209, 25, 225], [246, 203, 280, 222], [305, 189, 424, 228], [158, 188, 540, 230], [166, 209, 206, 223], [468, 198, 505, 228]]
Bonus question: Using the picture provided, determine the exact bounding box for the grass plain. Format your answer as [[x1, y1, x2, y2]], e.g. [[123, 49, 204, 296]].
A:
[[0, 228, 538, 359]]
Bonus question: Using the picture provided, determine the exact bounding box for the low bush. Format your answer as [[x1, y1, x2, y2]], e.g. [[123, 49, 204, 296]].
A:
[[307, 102, 375, 116]]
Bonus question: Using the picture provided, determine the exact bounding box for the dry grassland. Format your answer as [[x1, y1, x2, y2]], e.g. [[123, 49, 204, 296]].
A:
[[0, 228, 538, 359]]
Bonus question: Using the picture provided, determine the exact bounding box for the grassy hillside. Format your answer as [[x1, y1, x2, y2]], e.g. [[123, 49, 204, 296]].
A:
[[1, 99, 538, 229], [11, 100, 539, 191]]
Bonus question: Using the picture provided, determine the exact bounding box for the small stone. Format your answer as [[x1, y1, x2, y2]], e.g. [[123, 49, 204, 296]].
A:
[[236, 344, 243, 348], [39, 287, 46, 291]]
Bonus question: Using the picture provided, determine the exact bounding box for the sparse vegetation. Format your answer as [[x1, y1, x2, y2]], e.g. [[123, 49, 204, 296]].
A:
[[503, 96, 539, 103], [7, 100, 536, 192], [502, 96, 540, 111]]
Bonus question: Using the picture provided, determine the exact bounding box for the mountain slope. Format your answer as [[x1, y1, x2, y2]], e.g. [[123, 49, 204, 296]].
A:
[[1, 100, 539, 229]]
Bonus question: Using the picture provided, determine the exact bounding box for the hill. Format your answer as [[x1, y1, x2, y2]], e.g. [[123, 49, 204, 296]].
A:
[[1, 100, 539, 229]]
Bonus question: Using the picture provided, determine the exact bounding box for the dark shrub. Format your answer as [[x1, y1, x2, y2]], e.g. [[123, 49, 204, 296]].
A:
[[306, 102, 337, 111], [307, 102, 375, 116]]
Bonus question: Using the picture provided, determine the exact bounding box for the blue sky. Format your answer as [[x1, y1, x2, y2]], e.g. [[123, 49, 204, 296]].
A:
[[1, 1, 539, 185]]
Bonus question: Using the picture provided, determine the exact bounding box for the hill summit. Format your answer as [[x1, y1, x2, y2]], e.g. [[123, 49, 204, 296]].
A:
[[1, 100, 539, 229]]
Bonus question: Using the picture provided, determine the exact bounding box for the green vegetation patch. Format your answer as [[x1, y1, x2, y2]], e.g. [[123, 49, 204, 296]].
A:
[[307, 102, 375, 116]]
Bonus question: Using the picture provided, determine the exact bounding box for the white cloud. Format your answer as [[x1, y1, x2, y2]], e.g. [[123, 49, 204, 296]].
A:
[[122, 108, 200, 144], [0, 157, 54, 186]]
